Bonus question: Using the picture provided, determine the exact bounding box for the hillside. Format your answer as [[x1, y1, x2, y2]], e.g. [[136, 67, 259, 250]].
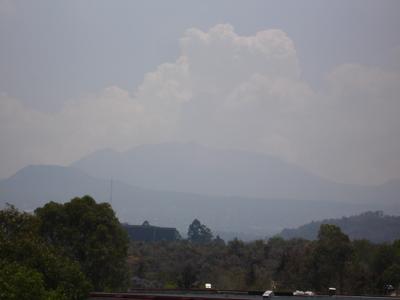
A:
[[71, 142, 400, 205], [280, 211, 400, 243]]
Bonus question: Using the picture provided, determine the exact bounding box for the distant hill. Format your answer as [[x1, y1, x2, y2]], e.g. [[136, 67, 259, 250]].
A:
[[280, 211, 400, 243], [1, 164, 392, 239], [71, 142, 400, 205]]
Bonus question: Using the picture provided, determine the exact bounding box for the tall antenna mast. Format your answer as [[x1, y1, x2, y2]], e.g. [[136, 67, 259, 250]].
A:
[[110, 178, 113, 205]]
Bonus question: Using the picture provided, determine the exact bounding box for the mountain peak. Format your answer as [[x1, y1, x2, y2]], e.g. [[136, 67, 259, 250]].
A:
[[10, 164, 74, 178]]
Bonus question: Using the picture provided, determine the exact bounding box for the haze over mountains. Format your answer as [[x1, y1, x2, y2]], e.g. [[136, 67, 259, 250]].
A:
[[72, 142, 400, 204], [0, 142, 399, 239]]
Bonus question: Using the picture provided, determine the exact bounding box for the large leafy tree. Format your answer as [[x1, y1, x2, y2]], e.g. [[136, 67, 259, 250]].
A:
[[187, 219, 213, 244], [35, 195, 130, 291], [310, 224, 352, 293], [0, 205, 90, 300]]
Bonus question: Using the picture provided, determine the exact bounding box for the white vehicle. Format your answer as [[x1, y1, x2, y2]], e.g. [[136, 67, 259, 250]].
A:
[[263, 290, 274, 299], [293, 290, 305, 296], [305, 291, 315, 296]]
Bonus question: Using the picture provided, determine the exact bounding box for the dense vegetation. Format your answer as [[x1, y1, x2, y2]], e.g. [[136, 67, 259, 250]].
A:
[[0, 196, 129, 300], [2, 197, 400, 298], [128, 220, 400, 295], [280, 211, 400, 242]]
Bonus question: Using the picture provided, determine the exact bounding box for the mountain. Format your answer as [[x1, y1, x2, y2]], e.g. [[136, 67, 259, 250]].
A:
[[0, 165, 110, 210], [71, 142, 400, 205], [280, 211, 400, 243], [0, 165, 389, 239]]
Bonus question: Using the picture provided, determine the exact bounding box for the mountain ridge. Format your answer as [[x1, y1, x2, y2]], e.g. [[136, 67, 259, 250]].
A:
[[71, 142, 400, 204], [1, 143, 399, 241], [279, 211, 400, 243], [3, 164, 395, 240]]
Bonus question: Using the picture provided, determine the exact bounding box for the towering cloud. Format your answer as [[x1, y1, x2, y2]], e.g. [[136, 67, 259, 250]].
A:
[[1, 24, 399, 184]]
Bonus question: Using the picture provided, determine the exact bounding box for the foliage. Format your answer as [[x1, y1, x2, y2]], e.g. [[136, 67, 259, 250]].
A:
[[310, 224, 352, 293], [187, 219, 213, 244], [0, 261, 47, 300], [127, 222, 400, 295], [0, 205, 90, 300], [1, 196, 130, 298], [35, 195, 130, 291], [3, 200, 400, 296]]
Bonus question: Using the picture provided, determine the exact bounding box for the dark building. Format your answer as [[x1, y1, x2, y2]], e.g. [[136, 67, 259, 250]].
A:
[[123, 221, 181, 242]]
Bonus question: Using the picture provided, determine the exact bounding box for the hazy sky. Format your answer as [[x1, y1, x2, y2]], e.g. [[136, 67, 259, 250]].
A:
[[1, 0, 400, 185]]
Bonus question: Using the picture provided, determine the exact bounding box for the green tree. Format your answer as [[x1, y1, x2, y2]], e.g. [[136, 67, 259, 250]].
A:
[[35, 195, 130, 291], [0, 262, 46, 300], [310, 224, 352, 293], [345, 239, 375, 295], [381, 264, 400, 291], [372, 243, 398, 293], [0, 205, 90, 300], [187, 219, 213, 244], [272, 238, 314, 291]]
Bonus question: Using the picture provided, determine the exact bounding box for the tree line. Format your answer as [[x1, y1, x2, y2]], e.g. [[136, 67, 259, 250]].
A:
[[129, 219, 400, 295], [1, 196, 399, 299]]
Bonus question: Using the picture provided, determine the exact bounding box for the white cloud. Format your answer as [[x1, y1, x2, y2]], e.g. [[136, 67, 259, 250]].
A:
[[1, 24, 400, 185], [180, 24, 300, 95]]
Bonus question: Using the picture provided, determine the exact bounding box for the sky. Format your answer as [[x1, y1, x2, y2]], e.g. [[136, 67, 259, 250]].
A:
[[1, 0, 400, 185]]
